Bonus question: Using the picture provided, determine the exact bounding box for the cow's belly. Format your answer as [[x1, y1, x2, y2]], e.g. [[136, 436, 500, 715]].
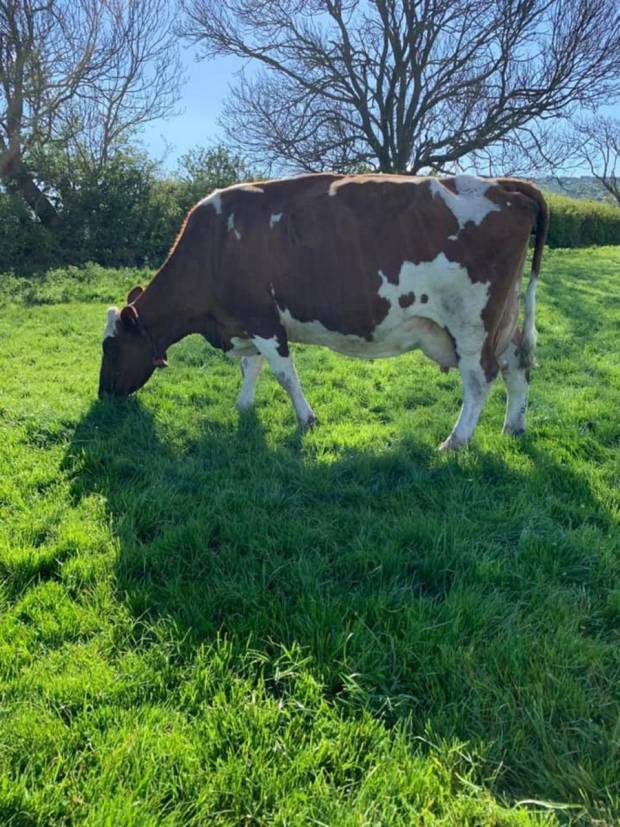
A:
[[281, 308, 458, 368], [274, 252, 493, 369]]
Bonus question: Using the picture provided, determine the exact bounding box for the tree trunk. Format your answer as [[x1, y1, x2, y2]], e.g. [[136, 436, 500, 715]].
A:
[[2, 163, 60, 230], [1, 151, 61, 230]]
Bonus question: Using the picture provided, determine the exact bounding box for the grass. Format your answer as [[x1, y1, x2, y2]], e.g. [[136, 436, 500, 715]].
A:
[[0, 247, 619, 826]]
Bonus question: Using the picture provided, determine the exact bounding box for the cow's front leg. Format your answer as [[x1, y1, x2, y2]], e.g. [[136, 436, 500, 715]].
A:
[[251, 332, 316, 428], [439, 348, 496, 451], [236, 354, 263, 412]]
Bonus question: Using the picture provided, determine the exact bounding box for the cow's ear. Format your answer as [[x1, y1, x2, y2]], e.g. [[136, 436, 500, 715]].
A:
[[127, 285, 143, 304], [120, 304, 139, 328]]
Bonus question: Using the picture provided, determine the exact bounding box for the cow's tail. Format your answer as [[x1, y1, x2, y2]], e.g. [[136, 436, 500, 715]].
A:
[[497, 179, 549, 371]]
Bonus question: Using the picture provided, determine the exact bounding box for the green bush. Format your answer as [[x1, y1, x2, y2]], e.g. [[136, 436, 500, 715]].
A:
[[0, 191, 59, 268], [46, 147, 186, 268], [176, 144, 254, 215], [0, 144, 254, 272], [546, 193, 620, 247], [2, 157, 619, 274]]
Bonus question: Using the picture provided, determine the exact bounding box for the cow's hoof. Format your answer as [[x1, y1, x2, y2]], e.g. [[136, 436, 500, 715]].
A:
[[438, 436, 467, 452], [300, 414, 318, 430], [503, 426, 525, 437]]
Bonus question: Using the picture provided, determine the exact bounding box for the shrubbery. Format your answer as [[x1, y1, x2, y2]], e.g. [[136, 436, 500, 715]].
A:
[[0, 144, 253, 272], [0, 190, 59, 267], [546, 193, 620, 247], [1, 154, 619, 273]]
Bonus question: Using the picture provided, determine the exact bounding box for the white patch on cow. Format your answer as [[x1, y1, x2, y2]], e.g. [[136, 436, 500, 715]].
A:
[[251, 334, 316, 426], [236, 355, 263, 411], [440, 360, 491, 450], [228, 336, 258, 358], [198, 183, 264, 215], [270, 212, 283, 228], [198, 190, 223, 214], [377, 253, 489, 358], [507, 201, 512, 206], [237, 184, 264, 194], [276, 252, 487, 371], [227, 212, 241, 240], [103, 307, 120, 340], [251, 334, 280, 357], [429, 175, 500, 230], [278, 308, 367, 353], [448, 234, 458, 241]]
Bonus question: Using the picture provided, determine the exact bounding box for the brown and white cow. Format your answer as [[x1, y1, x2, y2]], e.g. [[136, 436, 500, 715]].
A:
[[98, 173, 548, 450]]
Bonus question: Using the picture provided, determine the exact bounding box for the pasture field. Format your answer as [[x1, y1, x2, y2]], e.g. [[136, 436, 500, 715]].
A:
[[1, 247, 619, 826]]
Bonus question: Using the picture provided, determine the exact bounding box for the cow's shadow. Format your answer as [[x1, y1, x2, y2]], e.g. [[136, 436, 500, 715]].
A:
[[64, 396, 615, 800]]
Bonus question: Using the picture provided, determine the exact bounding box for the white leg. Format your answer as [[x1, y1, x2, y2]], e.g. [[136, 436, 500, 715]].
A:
[[500, 340, 529, 435], [439, 357, 492, 451], [252, 334, 316, 427], [236, 355, 263, 412]]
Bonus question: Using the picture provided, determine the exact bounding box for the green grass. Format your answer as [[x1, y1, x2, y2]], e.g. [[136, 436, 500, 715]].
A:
[[1, 247, 619, 826]]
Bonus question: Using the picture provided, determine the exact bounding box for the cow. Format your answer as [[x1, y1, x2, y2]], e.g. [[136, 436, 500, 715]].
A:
[[98, 172, 548, 450]]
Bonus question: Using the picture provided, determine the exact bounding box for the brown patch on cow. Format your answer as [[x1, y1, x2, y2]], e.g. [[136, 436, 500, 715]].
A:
[[399, 292, 415, 308], [276, 336, 289, 357], [439, 177, 458, 194], [322, 177, 459, 285]]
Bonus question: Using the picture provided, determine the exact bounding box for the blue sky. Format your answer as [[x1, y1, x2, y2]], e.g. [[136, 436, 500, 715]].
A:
[[140, 47, 620, 175], [140, 47, 244, 170]]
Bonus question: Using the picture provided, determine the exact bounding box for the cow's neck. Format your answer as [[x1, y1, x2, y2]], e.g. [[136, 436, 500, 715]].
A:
[[135, 257, 206, 351]]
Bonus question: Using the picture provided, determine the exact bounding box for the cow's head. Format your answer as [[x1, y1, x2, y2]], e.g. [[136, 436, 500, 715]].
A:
[[98, 286, 168, 398]]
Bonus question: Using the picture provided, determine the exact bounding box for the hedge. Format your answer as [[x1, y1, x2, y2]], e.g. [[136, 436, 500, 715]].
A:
[[0, 176, 618, 273], [546, 193, 620, 248]]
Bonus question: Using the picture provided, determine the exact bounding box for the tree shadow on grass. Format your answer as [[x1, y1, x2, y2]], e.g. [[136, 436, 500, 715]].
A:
[[64, 398, 619, 806]]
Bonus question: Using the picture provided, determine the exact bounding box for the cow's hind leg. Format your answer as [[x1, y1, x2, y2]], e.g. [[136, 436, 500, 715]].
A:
[[439, 344, 497, 451], [500, 336, 529, 436], [236, 354, 264, 412], [251, 331, 316, 428]]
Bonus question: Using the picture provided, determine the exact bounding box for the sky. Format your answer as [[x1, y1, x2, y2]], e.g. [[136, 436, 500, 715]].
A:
[[140, 48, 245, 171], [140, 46, 620, 176]]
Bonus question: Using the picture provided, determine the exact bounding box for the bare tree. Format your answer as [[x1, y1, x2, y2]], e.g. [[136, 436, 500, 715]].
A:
[[0, 0, 181, 227], [570, 115, 620, 205], [179, 0, 620, 175]]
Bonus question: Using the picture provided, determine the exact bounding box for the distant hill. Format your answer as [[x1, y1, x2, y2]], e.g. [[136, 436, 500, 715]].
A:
[[534, 176, 615, 203]]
